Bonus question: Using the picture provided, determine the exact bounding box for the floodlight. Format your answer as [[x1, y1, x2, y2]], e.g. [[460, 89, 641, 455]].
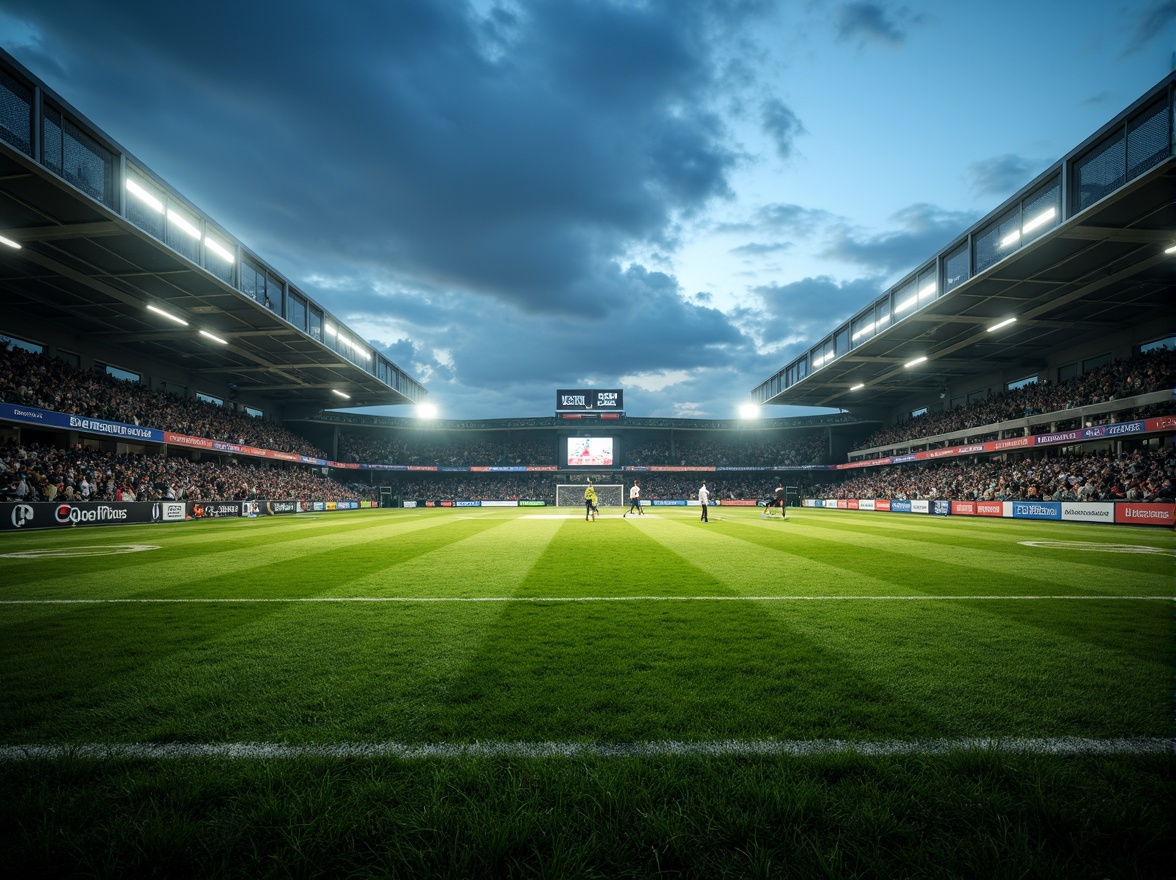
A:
[[204, 236, 234, 263], [738, 403, 760, 419], [332, 389, 351, 399], [987, 317, 1017, 332], [417, 402, 438, 419], [0, 235, 20, 249], [146, 304, 188, 326], [199, 329, 228, 345], [850, 383, 865, 391], [904, 356, 927, 368], [125, 178, 163, 213]]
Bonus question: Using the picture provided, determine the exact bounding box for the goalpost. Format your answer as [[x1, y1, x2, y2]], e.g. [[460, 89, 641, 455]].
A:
[[556, 484, 624, 508]]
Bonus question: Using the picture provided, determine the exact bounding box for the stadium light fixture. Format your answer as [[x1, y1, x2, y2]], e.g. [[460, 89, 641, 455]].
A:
[[166, 208, 201, 239], [332, 389, 351, 400], [204, 236, 235, 263], [199, 329, 227, 345], [987, 317, 1017, 332], [417, 402, 438, 419], [904, 356, 927, 368], [146, 304, 188, 326], [125, 178, 164, 213], [850, 383, 865, 391], [1000, 206, 1057, 249], [1165, 243, 1176, 254], [0, 235, 20, 249], [738, 403, 760, 419]]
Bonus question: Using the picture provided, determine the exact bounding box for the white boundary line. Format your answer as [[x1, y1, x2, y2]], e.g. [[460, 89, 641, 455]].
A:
[[0, 737, 1168, 761], [0, 595, 1169, 605]]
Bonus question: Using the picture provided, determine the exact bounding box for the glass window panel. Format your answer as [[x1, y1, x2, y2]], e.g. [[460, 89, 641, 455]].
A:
[[165, 203, 202, 263], [974, 204, 1021, 273], [309, 307, 323, 342], [1126, 97, 1169, 181], [1073, 131, 1126, 211], [41, 105, 63, 173], [125, 170, 165, 238], [1019, 177, 1060, 248], [943, 242, 969, 293], [288, 293, 307, 330], [62, 118, 114, 207]]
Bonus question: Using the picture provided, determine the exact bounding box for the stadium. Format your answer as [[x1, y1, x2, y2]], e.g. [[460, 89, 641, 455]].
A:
[[1, 39, 1173, 880]]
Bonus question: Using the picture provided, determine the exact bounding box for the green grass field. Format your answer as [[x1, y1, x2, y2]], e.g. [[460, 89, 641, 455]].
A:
[[1, 506, 1172, 878]]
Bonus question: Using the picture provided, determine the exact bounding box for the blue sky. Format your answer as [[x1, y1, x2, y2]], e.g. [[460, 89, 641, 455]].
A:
[[1, 0, 1172, 420]]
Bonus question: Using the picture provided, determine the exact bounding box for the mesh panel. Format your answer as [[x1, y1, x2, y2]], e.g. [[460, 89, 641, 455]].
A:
[[62, 118, 114, 206], [0, 69, 32, 155], [202, 236, 234, 284], [1126, 97, 1169, 181], [1019, 176, 1060, 247], [165, 205, 201, 263], [973, 204, 1021, 274], [1073, 131, 1125, 211], [125, 172, 165, 239], [943, 242, 969, 292], [42, 105, 62, 173]]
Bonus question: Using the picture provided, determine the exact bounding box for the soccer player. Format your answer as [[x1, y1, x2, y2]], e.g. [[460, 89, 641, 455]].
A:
[[763, 482, 786, 518], [624, 479, 643, 517], [698, 481, 709, 522], [584, 479, 598, 521]]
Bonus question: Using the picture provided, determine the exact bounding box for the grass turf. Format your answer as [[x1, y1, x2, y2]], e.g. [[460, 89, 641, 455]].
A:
[[0, 506, 1172, 877]]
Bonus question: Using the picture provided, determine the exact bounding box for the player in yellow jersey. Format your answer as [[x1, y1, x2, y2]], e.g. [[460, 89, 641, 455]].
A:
[[584, 479, 598, 521]]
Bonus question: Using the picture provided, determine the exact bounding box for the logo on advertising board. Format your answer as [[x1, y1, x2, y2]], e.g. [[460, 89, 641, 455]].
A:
[[874, 500, 891, 511], [932, 500, 950, 516], [1060, 503, 1113, 523], [859, 499, 875, 510], [890, 500, 913, 513], [189, 503, 241, 519], [55, 504, 128, 524], [952, 501, 976, 515], [910, 500, 930, 514], [11, 503, 34, 528], [1115, 503, 1175, 526], [976, 502, 1005, 517], [267, 501, 298, 515], [1012, 502, 1061, 520]]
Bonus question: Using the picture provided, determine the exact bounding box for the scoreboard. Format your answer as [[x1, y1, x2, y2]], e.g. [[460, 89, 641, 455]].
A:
[[555, 389, 623, 413]]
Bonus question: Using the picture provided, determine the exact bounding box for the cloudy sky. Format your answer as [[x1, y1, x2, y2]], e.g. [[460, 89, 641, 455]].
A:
[[1, 0, 1172, 420]]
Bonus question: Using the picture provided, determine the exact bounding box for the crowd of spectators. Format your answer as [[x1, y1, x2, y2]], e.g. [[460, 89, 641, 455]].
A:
[[339, 432, 553, 467], [0, 441, 374, 504], [624, 431, 827, 467], [809, 446, 1175, 503], [0, 344, 326, 457], [854, 349, 1175, 451]]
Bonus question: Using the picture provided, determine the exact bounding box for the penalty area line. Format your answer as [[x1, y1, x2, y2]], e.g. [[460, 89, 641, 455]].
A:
[[0, 738, 1168, 761], [0, 595, 1170, 605]]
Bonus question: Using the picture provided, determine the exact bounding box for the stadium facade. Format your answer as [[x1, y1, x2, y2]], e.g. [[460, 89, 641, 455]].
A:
[[752, 73, 1174, 431]]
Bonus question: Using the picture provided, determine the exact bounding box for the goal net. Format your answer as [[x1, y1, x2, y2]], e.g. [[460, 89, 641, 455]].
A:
[[556, 484, 624, 508]]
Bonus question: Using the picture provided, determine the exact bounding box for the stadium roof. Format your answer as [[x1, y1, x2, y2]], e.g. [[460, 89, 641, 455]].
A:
[[0, 49, 425, 411], [754, 74, 1175, 412]]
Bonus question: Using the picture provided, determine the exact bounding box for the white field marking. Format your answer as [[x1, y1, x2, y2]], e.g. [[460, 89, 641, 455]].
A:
[[1019, 540, 1176, 556], [0, 737, 1167, 762], [0, 544, 160, 559], [523, 513, 661, 520], [0, 595, 1168, 606]]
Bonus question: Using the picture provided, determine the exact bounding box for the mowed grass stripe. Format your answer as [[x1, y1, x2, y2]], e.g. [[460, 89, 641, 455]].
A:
[[410, 519, 948, 742], [801, 513, 1174, 582], [716, 515, 1170, 597], [0, 512, 501, 603]]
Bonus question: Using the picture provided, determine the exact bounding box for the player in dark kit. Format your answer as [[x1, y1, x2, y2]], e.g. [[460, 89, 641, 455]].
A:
[[763, 482, 786, 519]]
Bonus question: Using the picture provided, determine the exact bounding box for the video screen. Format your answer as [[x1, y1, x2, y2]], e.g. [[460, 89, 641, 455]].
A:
[[566, 436, 615, 467]]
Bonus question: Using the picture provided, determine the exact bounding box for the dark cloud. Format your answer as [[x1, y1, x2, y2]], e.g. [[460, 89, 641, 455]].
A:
[[1122, 0, 1176, 58], [820, 203, 979, 277], [0, 0, 752, 318], [967, 154, 1052, 198], [753, 276, 883, 351], [731, 241, 792, 256], [833, 2, 924, 48], [761, 98, 805, 160]]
